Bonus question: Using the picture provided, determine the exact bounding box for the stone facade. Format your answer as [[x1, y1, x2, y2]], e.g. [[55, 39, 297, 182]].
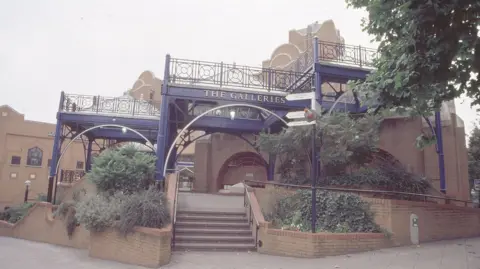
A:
[[0, 105, 86, 207]]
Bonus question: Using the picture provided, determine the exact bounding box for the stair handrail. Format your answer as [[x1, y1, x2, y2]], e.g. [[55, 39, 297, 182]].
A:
[[171, 171, 181, 248], [242, 181, 260, 249]]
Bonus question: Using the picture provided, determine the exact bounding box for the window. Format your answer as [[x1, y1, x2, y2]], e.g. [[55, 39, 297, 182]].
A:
[[29, 173, 36, 180], [76, 161, 84, 170], [26, 147, 43, 166], [10, 156, 21, 165], [10, 172, 17, 179]]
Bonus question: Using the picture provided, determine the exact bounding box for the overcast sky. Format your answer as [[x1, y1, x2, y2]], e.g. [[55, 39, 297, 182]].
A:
[[0, 0, 477, 134]]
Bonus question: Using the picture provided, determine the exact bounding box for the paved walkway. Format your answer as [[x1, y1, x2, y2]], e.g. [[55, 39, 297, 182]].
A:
[[1, 236, 480, 268]]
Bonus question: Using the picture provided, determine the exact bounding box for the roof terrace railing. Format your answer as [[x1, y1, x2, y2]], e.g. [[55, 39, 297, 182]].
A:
[[60, 93, 161, 117], [168, 41, 377, 93], [169, 58, 311, 92], [317, 41, 377, 68]]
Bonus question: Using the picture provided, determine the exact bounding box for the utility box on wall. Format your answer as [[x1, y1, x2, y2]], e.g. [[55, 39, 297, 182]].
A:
[[410, 213, 419, 245]]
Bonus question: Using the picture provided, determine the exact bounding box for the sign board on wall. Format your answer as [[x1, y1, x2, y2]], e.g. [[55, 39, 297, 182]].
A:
[[474, 179, 480, 191]]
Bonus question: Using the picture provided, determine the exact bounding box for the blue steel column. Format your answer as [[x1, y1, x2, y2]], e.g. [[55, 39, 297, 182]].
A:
[[155, 54, 171, 185], [268, 153, 276, 181], [435, 111, 446, 194], [310, 37, 322, 233], [47, 91, 65, 202], [85, 139, 93, 172]]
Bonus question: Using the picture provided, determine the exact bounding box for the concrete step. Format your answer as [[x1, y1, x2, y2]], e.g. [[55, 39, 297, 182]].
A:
[[174, 242, 256, 252], [175, 235, 254, 244], [176, 221, 250, 229], [177, 210, 246, 217], [175, 227, 252, 236], [176, 215, 248, 223]]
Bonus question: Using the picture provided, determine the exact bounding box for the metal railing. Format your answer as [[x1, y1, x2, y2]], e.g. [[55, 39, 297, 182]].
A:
[[243, 182, 260, 249], [61, 94, 161, 117], [168, 41, 377, 93], [318, 41, 377, 68], [169, 58, 310, 92], [59, 169, 86, 184], [244, 179, 476, 208], [171, 172, 181, 248], [285, 43, 315, 74]]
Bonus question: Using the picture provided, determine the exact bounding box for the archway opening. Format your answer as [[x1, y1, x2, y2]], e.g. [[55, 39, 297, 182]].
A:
[[216, 151, 267, 191]]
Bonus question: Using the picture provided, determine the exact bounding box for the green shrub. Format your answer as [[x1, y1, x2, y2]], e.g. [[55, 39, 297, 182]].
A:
[[117, 187, 170, 235], [270, 190, 381, 233], [75, 189, 170, 235], [1, 203, 34, 224], [87, 145, 156, 194], [54, 202, 79, 237], [75, 193, 124, 232]]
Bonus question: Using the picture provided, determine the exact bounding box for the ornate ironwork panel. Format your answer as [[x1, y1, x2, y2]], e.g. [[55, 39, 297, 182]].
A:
[[189, 103, 262, 120], [61, 94, 161, 117], [169, 58, 305, 92], [318, 41, 377, 68], [60, 169, 86, 183], [285, 44, 315, 73]]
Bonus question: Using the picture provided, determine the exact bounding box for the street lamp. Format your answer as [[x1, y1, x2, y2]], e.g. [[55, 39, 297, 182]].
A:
[[121, 127, 127, 134], [24, 180, 31, 203], [230, 110, 236, 120]]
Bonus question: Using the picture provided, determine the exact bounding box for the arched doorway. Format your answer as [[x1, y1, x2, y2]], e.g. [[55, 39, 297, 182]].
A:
[[216, 151, 267, 190]]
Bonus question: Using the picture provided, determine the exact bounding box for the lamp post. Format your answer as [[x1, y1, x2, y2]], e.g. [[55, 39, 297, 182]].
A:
[[24, 180, 31, 203]]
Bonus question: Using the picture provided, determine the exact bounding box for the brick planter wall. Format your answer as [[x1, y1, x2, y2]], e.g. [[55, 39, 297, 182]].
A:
[[0, 202, 89, 249], [89, 227, 172, 268], [364, 197, 480, 245], [257, 224, 391, 258], [252, 186, 480, 258]]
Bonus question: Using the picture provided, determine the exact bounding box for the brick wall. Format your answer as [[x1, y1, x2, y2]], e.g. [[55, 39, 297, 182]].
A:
[[247, 190, 392, 258], [0, 174, 178, 267], [0, 202, 89, 248], [0, 220, 13, 237], [89, 227, 171, 268], [252, 187, 480, 258], [257, 224, 391, 258], [364, 198, 480, 245]]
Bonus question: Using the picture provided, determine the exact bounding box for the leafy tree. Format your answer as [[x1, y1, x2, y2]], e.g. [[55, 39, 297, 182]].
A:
[[256, 113, 383, 184], [346, 0, 480, 114], [87, 145, 156, 194], [468, 125, 480, 189]]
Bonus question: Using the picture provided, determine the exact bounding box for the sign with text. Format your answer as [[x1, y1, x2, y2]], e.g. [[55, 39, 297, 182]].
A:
[[285, 92, 315, 101], [286, 111, 305, 119], [474, 179, 480, 191], [287, 120, 316, 127], [203, 90, 286, 104]]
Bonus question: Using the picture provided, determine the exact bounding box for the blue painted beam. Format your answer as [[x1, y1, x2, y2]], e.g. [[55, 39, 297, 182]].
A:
[[190, 117, 266, 132], [263, 111, 288, 128], [59, 113, 159, 130], [167, 85, 310, 109], [314, 63, 371, 82], [89, 128, 158, 142]]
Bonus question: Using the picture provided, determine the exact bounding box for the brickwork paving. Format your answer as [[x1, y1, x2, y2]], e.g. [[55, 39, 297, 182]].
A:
[[1, 236, 480, 269]]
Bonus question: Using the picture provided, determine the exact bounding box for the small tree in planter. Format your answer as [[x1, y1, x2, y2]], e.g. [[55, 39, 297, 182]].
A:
[[57, 145, 170, 236], [88, 145, 157, 194]]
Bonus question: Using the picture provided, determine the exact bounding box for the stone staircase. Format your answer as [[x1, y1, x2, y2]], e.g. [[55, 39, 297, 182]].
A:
[[173, 192, 256, 251]]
